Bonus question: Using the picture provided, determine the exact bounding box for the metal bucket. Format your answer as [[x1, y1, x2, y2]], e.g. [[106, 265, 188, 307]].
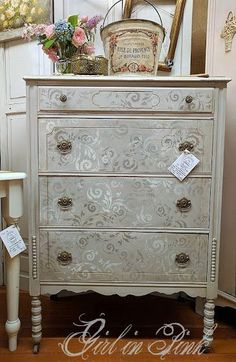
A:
[[100, 0, 165, 76]]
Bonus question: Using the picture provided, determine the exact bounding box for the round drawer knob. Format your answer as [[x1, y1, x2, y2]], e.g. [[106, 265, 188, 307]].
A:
[[57, 197, 73, 210], [185, 95, 193, 104], [175, 253, 190, 268], [178, 141, 194, 152], [176, 197, 192, 211], [57, 251, 72, 265], [59, 94, 67, 102], [56, 140, 72, 154]]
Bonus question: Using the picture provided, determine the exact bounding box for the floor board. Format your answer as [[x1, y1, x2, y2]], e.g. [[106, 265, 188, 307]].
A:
[[0, 287, 236, 361]]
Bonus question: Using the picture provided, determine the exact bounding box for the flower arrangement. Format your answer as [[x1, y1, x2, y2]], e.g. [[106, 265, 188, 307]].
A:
[[22, 13, 103, 62], [0, 0, 50, 31]]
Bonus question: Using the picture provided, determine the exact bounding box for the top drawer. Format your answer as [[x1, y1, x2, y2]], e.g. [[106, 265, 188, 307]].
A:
[[38, 87, 214, 113]]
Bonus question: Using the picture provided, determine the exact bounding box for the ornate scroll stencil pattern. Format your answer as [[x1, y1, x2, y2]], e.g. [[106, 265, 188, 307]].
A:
[[39, 176, 211, 229], [92, 91, 161, 109], [39, 119, 213, 173], [39, 231, 208, 283], [39, 87, 214, 112]]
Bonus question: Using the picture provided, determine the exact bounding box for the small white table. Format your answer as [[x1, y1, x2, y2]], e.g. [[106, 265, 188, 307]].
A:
[[0, 171, 26, 351]]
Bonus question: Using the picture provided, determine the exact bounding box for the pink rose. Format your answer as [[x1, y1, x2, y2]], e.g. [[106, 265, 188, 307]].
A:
[[80, 16, 88, 23], [138, 64, 147, 72], [44, 24, 55, 39], [72, 27, 86, 47], [83, 44, 95, 55], [43, 47, 59, 62]]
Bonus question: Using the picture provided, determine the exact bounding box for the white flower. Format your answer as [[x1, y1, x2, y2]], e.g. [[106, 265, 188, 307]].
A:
[[19, 3, 29, 16], [3, 20, 9, 28], [5, 8, 15, 19], [14, 17, 22, 27], [11, 0, 20, 8], [37, 7, 43, 15]]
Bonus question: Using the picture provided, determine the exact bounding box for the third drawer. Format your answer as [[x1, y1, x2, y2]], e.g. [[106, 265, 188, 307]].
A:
[[39, 230, 208, 283], [39, 176, 211, 229]]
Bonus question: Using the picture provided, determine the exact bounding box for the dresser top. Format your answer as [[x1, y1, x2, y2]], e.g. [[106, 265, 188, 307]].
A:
[[24, 75, 230, 87]]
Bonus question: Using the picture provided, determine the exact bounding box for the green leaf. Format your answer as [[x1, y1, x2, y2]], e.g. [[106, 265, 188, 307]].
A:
[[68, 15, 78, 27], [43, 38, 56, 49]]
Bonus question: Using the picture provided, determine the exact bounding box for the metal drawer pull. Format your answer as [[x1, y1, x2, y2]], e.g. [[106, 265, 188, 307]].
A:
[[176, 197, 192, 211], [178, 141, 194, 152], [59, 94, 67, 102], [57, 197, 73, 210], [175, 253, 190, 267], [57, 251, 72, 265], [185, 95, 193, 104], [56, 140, 72, 154]]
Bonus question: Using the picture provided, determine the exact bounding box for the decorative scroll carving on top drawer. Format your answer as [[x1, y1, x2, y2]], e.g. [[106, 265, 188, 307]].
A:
[[39, 230, 208, 283], [39, 176, 211, 229], [39, 118, 213, 174], [38, 87, 214, 113]]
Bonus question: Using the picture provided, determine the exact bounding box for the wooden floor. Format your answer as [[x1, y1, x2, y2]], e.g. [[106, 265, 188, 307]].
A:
[[0, 287, 236, 361]]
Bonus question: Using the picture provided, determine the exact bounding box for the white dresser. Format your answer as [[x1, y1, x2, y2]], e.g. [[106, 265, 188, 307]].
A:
[[25, 75, 229, 353]]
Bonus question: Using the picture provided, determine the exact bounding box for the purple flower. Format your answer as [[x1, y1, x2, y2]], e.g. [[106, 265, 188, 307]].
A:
[[86, 15, 103, 30]]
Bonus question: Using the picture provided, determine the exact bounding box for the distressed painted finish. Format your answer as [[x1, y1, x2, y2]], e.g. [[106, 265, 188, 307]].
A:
[[26, 76, 229, 352], [38, 86, 214, 113], [39, 176, 211, 229], [39, 230, 208, 283], [39, 118, 213, 174]]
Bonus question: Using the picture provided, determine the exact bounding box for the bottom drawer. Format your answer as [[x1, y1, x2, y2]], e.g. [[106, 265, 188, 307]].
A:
[[39, 231, 208, 283]]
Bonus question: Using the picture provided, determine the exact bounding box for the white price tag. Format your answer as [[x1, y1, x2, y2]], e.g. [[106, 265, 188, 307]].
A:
[[168, 152, 200, 181], [0, 225, 26, 258]]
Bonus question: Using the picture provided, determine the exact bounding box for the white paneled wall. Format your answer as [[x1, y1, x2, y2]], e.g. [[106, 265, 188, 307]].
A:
[[0, 37, 51, 288], [206, 0, 236, 307]]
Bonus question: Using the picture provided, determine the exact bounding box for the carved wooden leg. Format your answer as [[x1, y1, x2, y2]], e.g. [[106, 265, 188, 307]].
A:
[[5, 252, 21, 351], [31, 296, 42, 353], [203, 299, 215, 350]]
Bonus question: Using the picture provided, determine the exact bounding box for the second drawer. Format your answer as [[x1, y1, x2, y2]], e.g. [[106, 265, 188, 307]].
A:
[[39, 118, 213, 174], [39, 176, 211, 229]]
